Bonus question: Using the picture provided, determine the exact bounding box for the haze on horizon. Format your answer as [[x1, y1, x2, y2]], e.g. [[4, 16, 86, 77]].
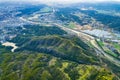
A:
[[0, 0, 120, 4]]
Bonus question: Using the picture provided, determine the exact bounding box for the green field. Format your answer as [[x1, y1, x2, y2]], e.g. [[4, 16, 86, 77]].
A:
[[112, 43, 120, 52], [66, 22, 76, 29], [40, 7, 52, 13]]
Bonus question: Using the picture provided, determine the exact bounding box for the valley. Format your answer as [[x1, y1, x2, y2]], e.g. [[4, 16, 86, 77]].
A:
[[0, 2, 120, 80]]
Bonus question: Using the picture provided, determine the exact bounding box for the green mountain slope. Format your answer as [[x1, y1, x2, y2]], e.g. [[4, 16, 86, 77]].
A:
[[12, 35, 99, 64], [0, 52, 115, 80], [0, 25, 119, 80]]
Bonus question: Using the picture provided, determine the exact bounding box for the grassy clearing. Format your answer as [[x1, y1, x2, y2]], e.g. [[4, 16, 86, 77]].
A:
[[66, 22, 76, 29], [40, 7, 52, 13], [97, 40, 118, 58], [97, 41, 104, 47], [112, 43, 120, 52]]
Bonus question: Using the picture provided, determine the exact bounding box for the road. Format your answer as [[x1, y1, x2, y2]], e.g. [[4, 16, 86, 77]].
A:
[[54, 23, 120, 67], [20, 16, 120, 67]]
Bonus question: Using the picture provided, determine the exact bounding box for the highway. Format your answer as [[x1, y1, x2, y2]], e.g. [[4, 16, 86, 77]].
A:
[[20, 15, 120, 67], [54, 23, 120, 67]]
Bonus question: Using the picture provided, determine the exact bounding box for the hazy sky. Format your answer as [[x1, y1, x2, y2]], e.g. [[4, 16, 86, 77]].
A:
[[1, 0, 120, 3]]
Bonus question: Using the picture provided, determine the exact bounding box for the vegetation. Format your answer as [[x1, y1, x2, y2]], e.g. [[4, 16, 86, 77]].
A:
[[16, 5, 46, 16], [18, 25, 67, 36], [66, 22, 76, 29], [0, 24, 119, 80], [112, 43, 120, 52], [80, 10, 120, 31], [40, 7, 53, 13], [0, 43, 12, 53], [55, 8, 84, 25], [97, 40, 119, 58], [0, 52, 116, 80], [105, 50, 118, 58], [97, 40, 104, 47], [11, 35, 99, 64]]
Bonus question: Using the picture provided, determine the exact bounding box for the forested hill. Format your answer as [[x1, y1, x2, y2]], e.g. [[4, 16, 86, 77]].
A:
[[0, 25, 119, 80]]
